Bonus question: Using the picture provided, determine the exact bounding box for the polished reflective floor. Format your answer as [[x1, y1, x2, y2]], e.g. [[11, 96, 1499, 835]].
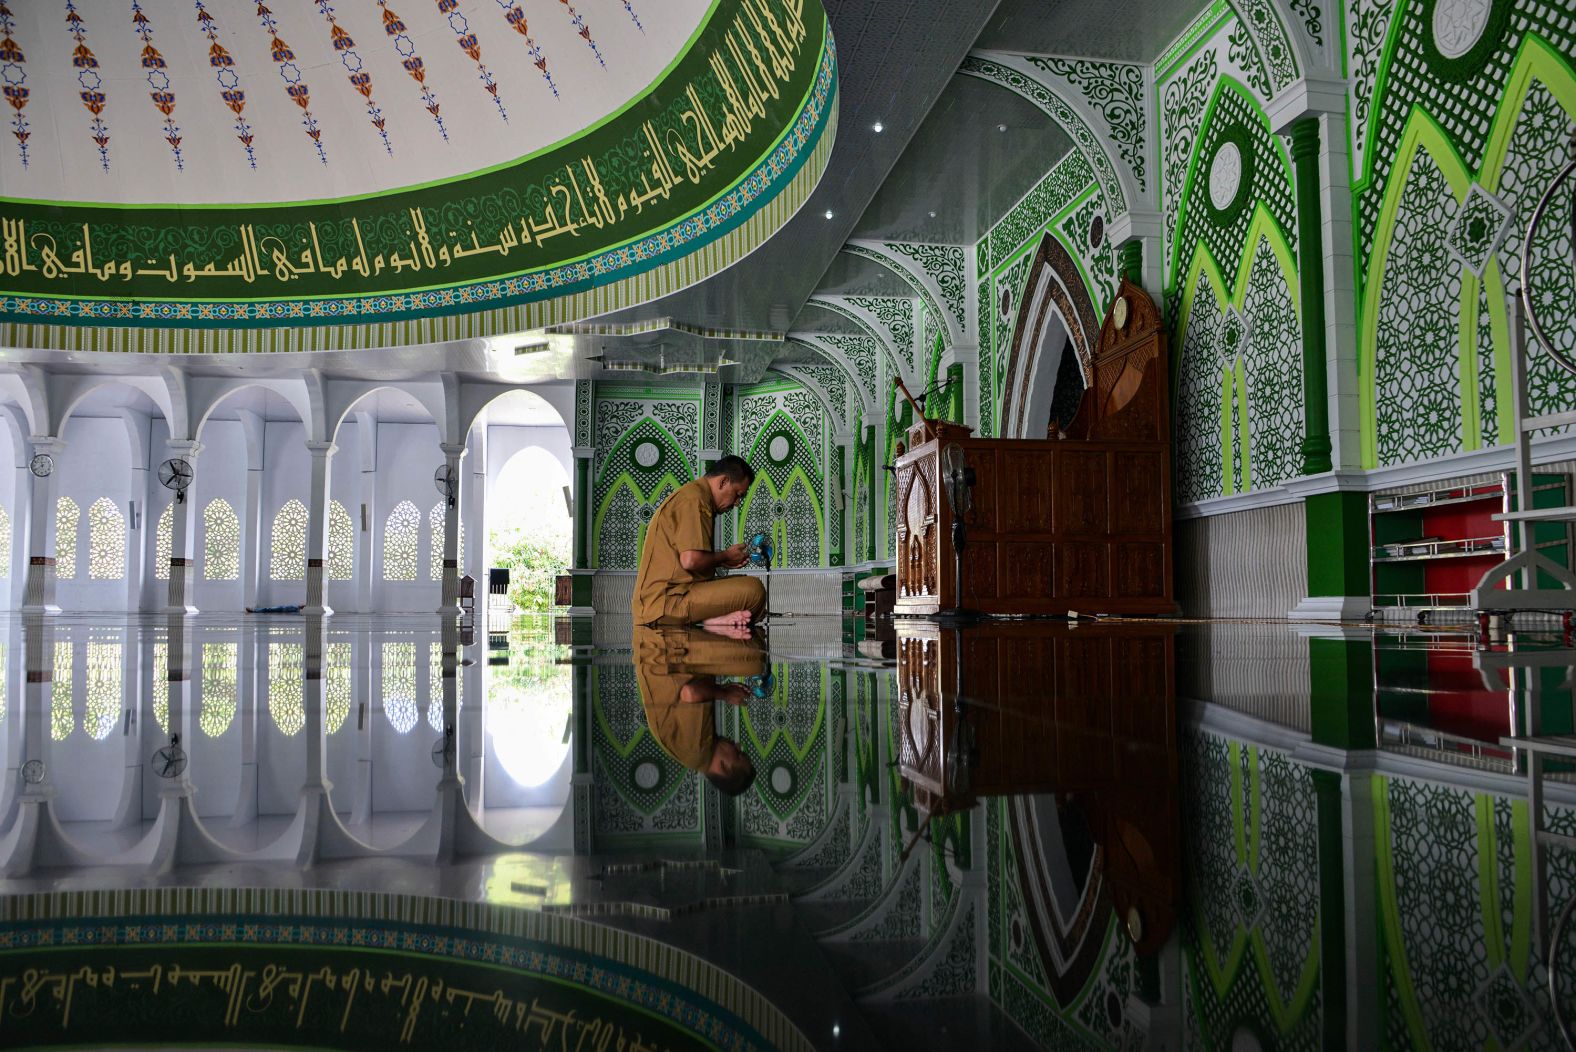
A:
[[1, 612, 1573, 1049]]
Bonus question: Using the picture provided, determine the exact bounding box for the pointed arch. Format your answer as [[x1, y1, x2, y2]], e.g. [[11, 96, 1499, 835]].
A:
[[202, 498, 240, 581], [427, 502, 465, 580], [328, 500, 355, 581], [382, 500, 421, 581], [154, 503, 172, 580], [0, 505, 12, 580], [54, 497, 80, 580], [87, 497, 126, 580], [270, 499, 309, 581], [1001, 231, 1104, 438]]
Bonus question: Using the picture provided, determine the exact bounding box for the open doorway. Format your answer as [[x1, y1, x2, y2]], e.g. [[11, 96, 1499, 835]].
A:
[[483, 393, 573, 613]]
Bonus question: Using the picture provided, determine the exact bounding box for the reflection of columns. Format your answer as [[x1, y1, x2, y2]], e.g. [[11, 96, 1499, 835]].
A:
[[162, 440, 202, 615], [2, 615, 53, 875], [462, 635, 484, 810], [570, 662, 593, 854], [161, 614, 196, 795], [438, 441, 466, 615], [111, 625, 142, 830], [20, 436, 64, 613], [350, 626, 374, 827], [236, 411, 265, 612], [355, 413, 376, 613], [230, 623, 261, 828], [303, 440, 336, 616], [0, 620, 24, 830]]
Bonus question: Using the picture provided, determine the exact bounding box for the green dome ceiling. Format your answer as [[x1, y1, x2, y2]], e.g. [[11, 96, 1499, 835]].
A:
[[0, 0, 837, 353]]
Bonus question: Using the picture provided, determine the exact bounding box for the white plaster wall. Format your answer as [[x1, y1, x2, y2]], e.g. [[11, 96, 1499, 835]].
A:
[[258, 420, 311, 610], [54, 415, 135, 611], [0, 425, 18, 609], [374, 421, 443, 613], [190, 420, 249, 613]]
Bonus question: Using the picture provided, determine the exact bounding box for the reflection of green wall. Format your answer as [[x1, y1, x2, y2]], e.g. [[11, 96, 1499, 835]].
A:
[[1181, 731, 1321, 1046], [728, 663, 836, 849], [590, 665, 700, 840]]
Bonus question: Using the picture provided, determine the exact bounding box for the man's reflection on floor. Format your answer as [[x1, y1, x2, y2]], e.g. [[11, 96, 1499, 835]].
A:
[[632, 625, 765, 796]]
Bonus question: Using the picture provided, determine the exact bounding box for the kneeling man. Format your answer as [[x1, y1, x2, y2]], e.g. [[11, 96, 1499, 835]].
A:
[[632, 455, 767, 628]]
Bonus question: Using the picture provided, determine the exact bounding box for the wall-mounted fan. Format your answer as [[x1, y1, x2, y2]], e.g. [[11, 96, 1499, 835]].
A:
[[157, 457, 194, 504], [433, 464, 458, 508], [153, 734, 188, 779]]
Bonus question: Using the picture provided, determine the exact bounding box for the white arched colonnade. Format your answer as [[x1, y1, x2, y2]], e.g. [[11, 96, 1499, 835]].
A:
[[0, 366, 573, 614]]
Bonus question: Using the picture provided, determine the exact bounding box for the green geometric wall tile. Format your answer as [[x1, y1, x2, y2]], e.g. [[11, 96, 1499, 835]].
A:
[[1371, 148, 1467, 467]]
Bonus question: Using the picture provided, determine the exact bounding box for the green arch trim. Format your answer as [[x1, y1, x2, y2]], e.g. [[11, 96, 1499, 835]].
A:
[[1188, 743, 1322, 1034], [1357, 38, 1576, 467], [1167, 74, 1294, 288], [1173, 208, 1300, 496]]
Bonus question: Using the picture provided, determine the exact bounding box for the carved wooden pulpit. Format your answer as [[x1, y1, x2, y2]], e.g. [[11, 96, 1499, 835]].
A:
[[893, 279, 1174, 617]]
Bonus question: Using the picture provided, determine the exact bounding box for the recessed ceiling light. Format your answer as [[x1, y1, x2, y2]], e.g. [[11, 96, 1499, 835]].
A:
[[997, 123, 1007, 132], [872, 121, 884, 133], [928, 211, 937, 218], [824, 209, 834, 219]]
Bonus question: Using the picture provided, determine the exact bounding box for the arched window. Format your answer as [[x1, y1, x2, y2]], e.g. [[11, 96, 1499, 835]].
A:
[[0, 505, 11, 579], [382, 641, 417, 733], [427, 641, 461, 731], [383, 501, 420, 581], [200, 642, 237, 738], [51, 639, 73, 741], [154, 503, 172, 580], [268, 642, 303, 736], [427, 503, 464, 580], [151, 641, 168, 732], [270, 499, 308, 581], [54, 497, 79, 580], [203, 499, 240, 581], [88, 497, 126, 580], [326, 641, 352, 734], [328, 500, 355, 581], [84, 639, 120, 739]]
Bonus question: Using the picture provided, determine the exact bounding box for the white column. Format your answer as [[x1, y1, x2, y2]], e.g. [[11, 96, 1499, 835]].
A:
[[466, 426, 487, 587], [20, 436, 64, 614], [236, 411, 265, 611], [438, 441, 466, 616], [303, 440, 336, 616], [120, 410, 152, 613], [8, 440, 32, 610], [161, 440, 201, 615], [355, 412, 376, 613]]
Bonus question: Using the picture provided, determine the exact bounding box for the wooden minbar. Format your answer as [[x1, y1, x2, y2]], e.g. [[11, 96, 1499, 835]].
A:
[[892, 279, 1175, 617]]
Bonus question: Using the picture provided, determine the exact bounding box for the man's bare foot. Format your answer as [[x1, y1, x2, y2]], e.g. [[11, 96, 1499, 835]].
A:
[[702, 623, 754, 641], [701, 609, 754, 628]]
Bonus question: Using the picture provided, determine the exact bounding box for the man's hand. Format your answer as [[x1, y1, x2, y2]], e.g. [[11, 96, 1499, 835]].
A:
[[720, 683, 753, 706], [721, 542, 750, 569]]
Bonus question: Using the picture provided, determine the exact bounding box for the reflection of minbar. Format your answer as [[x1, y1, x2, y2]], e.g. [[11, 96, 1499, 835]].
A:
[[893, 280, 1175, 617], [895, 620, 1179, 955]]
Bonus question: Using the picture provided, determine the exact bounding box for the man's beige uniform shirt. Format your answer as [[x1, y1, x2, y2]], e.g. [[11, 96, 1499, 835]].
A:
[[632, 477, 715, 624]]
